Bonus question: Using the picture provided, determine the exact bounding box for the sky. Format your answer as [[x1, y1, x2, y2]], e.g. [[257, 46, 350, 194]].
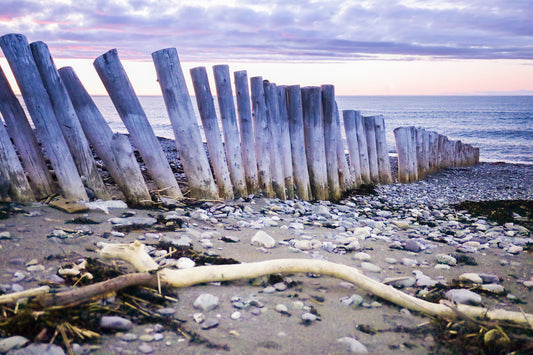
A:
[[0, 0, 532, 95]]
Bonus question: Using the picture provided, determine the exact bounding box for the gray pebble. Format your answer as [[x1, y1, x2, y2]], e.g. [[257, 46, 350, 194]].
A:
[[100, 316, 133, 331], [435, 254, 457, 266], [201, 317, 220, 330], [0, 335, 28, 353], [445, 289, 482, 305], [404, 239, 421, 252], [337, 337, 369, 353], [301, 312, 317, 322], [360, 262, 381, 273], [8, 343, 65, 355], [193, 293, 219, 311], [251, 231, 276, 248], [138, 343, 153, 354], [120, 333, 138, 342]]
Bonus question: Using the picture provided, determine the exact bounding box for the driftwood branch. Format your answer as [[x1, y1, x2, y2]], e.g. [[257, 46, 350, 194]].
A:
[[99, 241, 533, 326]]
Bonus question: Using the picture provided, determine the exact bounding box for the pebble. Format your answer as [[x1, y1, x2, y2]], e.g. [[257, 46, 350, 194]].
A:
[[138, 343, 153, 353], [337, 337, 369, 353], [301, 312, 317, 322], [445, 289, 482, 305], [360, 262, 381, 273], [193, 294, 219, 311], [139, 334, 154, 342], [404, 239, 421, 252], [352, 252, 371, 261], [176, 257, 195, 269], [459, 273, 483, 284], [201, 317, 220, 329], [120, 333, 138, 342], [480, 284, 505, 294], [0, 335, 28, 353], [340, 294, 364, 307], [275, 304, 289, 313], [251, 231, 276, 248], [435, 254, 457, 266], [231, 311, 242, 320], [0, 231, 11, 239], [100, 316, 133, 331], [8, 343, 66, 355], [507, 245, 523, 254], [108, 217, 157, 226]]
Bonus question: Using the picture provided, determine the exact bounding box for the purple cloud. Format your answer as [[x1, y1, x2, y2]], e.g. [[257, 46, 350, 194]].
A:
[[0, 0, 531, 61]]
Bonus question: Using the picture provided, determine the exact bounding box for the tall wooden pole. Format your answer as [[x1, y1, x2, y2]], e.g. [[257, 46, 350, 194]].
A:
[[190, 66, 234, 199], [0, 65, 55, 199], [151, 48, 218, 200], [301, 86, 328, 201], [213, 65, 247, 197], [263, 81, 286, 199], [342, 110, 363, 186], [374, 115, 393, 184], [234, 70, 259, 194], [94, 48, 183, 199], [334, 103, 355, 190], [321, 85, 341, 200], [276, 86, 295, 199], [354, 111, 371, 184], [0, 33, 88, 201], [286, 85, 311, 200], [250, 76, 274, 197], [31, 41, 109, 200], [364, 115, 380, 183], [394, 126, 418, 183], [59, 66, 152, 206]]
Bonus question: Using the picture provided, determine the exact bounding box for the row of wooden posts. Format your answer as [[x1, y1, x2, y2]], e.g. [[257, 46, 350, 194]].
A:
[[0, 33, 478, 205], [394, 126, 479, 183]]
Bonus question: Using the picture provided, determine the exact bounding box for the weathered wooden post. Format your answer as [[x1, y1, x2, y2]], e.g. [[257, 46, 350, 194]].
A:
[[0, 33, 88, 201], [263, 81, 286, 199], [250, 76, 274, 197], [394, 126, 418, 183], [59, 67, 152, 206], [334, 103, 355, 190], [190, 66, 234, 199], [363, 116, 380, 183], [276, 85, 295, 199], [321, 85, 341, 200], [374, 115, 393, 184], [0, 65, 56, 199], [234, 70, 259, 194], [343, 110, 363, 186], [151, 48, 218, 200], [354, 111, 371, 184], [94, 49, 183, 199], [414, 128, 429, 179], [212, 65, 247, 197], [427, 131, 439, 174], [301, 86, 328, 200], [31, 41, 109, 200], [286, 85, 312, 200], [0, 116, 34, 203]]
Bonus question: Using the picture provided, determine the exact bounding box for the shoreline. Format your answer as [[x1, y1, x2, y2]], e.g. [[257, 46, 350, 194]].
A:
[[0, 156, 532, 354]]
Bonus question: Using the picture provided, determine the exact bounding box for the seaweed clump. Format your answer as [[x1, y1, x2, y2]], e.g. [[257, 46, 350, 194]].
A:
[[454, 199, 532, 231]]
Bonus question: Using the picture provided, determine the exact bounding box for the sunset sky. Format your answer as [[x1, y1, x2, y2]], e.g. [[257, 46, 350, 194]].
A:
[[0, 0, 532, 95]]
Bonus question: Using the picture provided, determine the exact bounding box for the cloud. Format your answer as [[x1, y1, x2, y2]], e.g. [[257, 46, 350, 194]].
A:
[[0, 0, 531, 61]]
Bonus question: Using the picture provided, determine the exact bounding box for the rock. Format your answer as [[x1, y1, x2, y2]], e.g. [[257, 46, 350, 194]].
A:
[[0, 231, 11, 240], [435, 254, 457, 266], [275, 304, 289, 313], [480, 284, 505, 294], [49, 197, 89, 214], [479, 273, 500, 284], [176, 257, 195, 269], [413, 270, 437, 287], [138, 343, 154, 354], [402, 258, 418, 267], [0, 335, 28, 353], [201, 317, 220, 330], [385, 258, 397, 264], [231, 311, 242, 320], [459, 273, 483, 284], [313, 205, 330, 217], [120, 333, 138, 342], [251, 231, 276, 248], [336, 337, 368, 353], [360, 262, 381, 273], [108, 217, 157, 226], [445, 289, 482, 305], [383, 277, 416, 288], [293, 240, 313, 250], [100, 316, 133, 330], [193, 293, 219, 311], [301, 312, 317, 322], [352, 227, 370, 239], [404, 239, 421, 252], [352, 252, 371, 261], [8, 343, 65, 355], [507, 245, 523, 254]]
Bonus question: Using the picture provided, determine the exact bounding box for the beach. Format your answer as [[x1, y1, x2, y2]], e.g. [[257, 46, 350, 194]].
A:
[[0, 152, 531, 354]]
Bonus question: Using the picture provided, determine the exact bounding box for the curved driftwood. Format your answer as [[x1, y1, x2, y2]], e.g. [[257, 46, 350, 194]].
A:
[[99, 241, 533, 326]]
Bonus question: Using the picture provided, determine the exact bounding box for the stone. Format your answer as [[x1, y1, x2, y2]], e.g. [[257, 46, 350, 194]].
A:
[[0, 231, 11, 240], [301, 312, 317, 322], [251, 231, 276, 248], [138, 343, 154, 354], [479, 273, 500, 284], [404, 239, 421, 252], [8, 343, 65, 355], [49, 197, 89, 214], [435, 254, 457, 266], [0, 335, 28, 353], [507, 245, 523, 254], [176, 257, 195, 269], [445, 289, 482, 305], [480, 284, 505, 294], [459, 273, 483, 284], [201, 317, 220, 329], [337, 337, 369, 353], [360, 262, 381, 273], [120, 333, 138, 342], [293, 240, 314, 250], [100, 316, 133, 330], [108, 217, 157, 226], [193, 293, 219, 311], [352, 252, 371, 261]]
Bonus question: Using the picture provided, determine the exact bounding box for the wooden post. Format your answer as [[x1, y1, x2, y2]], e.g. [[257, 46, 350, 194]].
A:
[[301, 86, 328, 200], [414, 128, 429, 179], [94, 49, 183, 199], [0, 65, 55, 199], [321, 85, 341, 200], [151, 48, 218, 200], [0, 116, 34, 203], [190, 66, 234, 199], [0, 33, 88, 201], [354, 111, 371, 184], [212, 65, 247, 197], [30, 41, 109, 200], [263, 81, 286, 199], [334, 103, 355, 190], [363, 116, 379, 183], [276, 86, 295, 199], [342, 110, 363, 186], [286, 85, 312, 200], [427, 131, 439, 174], [234, 70, 259, 194], [250, 77, 274, 197], [374, 115, 393, 184], [59, 66, 152, 206], [394, 126, 418, 183]]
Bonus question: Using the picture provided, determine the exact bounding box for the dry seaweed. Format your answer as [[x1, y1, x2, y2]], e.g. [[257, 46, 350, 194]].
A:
[[454, 200, 533, 231]]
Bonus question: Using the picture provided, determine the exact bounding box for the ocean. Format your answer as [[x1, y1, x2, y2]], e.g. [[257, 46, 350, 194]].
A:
[[92, 95, 533, 165]]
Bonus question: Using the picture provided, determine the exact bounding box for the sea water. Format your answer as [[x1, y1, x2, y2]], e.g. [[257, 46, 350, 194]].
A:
[[93, 95, 533, 165]]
